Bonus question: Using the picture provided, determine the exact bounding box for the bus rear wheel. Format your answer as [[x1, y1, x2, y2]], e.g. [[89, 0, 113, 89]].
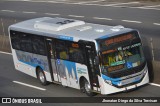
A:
[[37, 68, 48, 85], [83, 79, 97, 97]]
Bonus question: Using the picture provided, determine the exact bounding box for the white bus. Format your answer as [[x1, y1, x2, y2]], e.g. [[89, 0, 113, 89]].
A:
[[9, 17, 149, 96]]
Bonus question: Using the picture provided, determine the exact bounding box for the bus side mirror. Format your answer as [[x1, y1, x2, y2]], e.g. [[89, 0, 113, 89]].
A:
[[95, 56, 99, 65]]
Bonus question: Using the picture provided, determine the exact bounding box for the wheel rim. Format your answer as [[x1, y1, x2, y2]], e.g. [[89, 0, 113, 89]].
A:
[[39, 72, 45, 83], [85, 81, 91, 92]]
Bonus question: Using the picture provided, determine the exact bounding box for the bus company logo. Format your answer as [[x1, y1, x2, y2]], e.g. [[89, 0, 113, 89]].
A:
[[2, 98, 11, 103], [77, 67, 87, 74]]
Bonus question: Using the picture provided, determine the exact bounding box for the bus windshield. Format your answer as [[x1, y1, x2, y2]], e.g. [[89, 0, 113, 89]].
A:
[[97, 31, 145, 76]]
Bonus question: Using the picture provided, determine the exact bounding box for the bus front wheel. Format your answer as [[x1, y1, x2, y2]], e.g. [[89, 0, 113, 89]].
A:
[[83, 79, 97, 97], [37, 68, 48, 86]]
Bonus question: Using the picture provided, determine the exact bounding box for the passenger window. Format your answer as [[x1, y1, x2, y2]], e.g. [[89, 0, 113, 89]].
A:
[[55, 40, 68, 60], [32, 36, 46, 55], [10, 31, 21, 50], [69, 42, 84, 64], [19, 33, 32, 52]]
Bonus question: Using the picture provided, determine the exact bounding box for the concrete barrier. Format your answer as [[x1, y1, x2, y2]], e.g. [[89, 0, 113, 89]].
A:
[[152, 61, 160, 84], [0, 36, 11, 52]]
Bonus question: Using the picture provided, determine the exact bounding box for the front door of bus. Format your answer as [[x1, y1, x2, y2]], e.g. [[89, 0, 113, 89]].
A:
[[85, 42, 100, 91], [46, 39, 61, 83]]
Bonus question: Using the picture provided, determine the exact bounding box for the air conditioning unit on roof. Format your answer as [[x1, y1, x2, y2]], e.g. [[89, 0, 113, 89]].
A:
[[34, 17, 85, 31]]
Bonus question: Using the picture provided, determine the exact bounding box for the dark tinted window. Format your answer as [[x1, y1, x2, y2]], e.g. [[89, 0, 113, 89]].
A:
[[32, 36, 46, 55], [10, 31, 32, 52], [10, 31, 21, 50], [19, 33, 32, 52], [10, 30, 46, 55], [68, 42, 84, 64]]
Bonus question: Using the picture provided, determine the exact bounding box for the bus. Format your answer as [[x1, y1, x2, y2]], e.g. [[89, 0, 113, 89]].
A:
[[9, 17, 149, 96]]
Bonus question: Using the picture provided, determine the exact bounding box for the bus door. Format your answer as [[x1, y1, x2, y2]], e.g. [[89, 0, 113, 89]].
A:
[[46, 38, 61, 83], [84, 42, 100, 92], [54, 40, 68, 86]]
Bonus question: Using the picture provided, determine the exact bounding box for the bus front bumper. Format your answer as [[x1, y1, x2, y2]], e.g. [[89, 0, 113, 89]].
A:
[[98, 67, 149, 95]]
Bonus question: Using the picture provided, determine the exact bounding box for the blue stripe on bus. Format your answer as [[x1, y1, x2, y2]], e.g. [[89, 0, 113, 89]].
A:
[[102, 74, 121, 85], [19, 60, 45, 70], [102, 74, 121, 82]]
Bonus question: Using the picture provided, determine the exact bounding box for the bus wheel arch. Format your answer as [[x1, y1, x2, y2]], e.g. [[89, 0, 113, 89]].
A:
[[79, 76, 86, 92], [36, 66, 49, 86], [79, 76, 97, 96]]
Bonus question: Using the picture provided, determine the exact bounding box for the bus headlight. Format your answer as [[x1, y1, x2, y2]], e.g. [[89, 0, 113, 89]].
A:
[[118, 82, 122, 86], [104, 80, 112, 85], [143, 67, 148, 74]]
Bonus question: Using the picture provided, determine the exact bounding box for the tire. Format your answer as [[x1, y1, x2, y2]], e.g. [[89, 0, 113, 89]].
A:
[[37, 68, 48, 86], [83, 79, 97, 97]]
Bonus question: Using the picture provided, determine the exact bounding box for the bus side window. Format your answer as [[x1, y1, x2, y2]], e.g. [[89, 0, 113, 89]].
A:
[[55, 40, 68, 60], [19, 33, 32, 53], [32, 36, 46, 55], [10, 31, 21, 50], [68, 43, 84, 64]]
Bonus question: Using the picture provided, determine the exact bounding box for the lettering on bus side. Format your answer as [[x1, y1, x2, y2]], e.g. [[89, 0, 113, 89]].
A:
[[77, 67, 87, 74]]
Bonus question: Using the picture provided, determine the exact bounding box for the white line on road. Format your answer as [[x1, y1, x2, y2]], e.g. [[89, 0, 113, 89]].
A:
[[104, 2, 139, 6], [6, 0, 160, 11], [22, 11, 37, 14], [13, 81, 46, 91], [122, 20, 142, 23], [77, 0, 106, 4], [44, 13, 60, 16], [68, 15, 84, 18], [0, 51, 12, 55], [139, 5, 160, 8], [153, 23, 160, 26], [1, 10, 15, 12], [129, 6, 160, 11], [149, 83, 160, 87], [93, 17, 113, 20]]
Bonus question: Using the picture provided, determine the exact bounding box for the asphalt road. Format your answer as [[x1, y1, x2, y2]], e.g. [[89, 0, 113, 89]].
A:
[[0, 0, 160, 105]]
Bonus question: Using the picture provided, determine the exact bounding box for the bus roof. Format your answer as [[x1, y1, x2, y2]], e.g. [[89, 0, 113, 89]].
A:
[[9, 17, 135, 42]]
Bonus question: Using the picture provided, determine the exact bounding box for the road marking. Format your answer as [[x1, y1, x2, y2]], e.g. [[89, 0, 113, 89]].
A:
[[139, 5, 160, 8], [77, 0, 106, 4], [1, 10, 15, 12], [104, 2, 139, 6], [128, 6, 160, 11], [122, 20, 142, 23], [93, 17, 113, 20], [149, 83, 160, 87], [44, 13, 60, 16], [0, 51, 12, 55], [21, 0, 31, 1], [68, 15, 84, 18], [5, 0, 160, 11], [22, 11, 37, 14], [153, 23, 160, 26], [13, 81, 46, 91]]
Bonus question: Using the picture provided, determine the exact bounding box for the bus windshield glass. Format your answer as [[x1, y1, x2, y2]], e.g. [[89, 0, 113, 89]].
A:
[[97, 31, 145, 75]]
